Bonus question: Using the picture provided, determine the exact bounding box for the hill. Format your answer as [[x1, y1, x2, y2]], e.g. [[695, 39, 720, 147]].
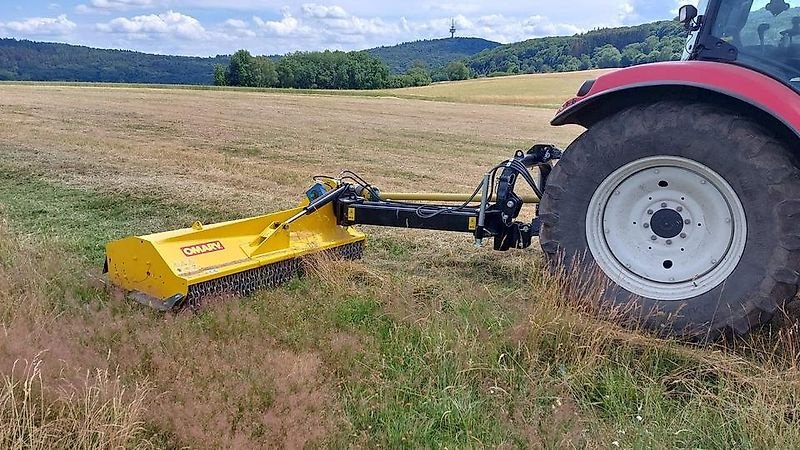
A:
[[0, 20, 685, 85], [465, 20, 686, 75], [0, 39, 228, 84], [366, 37, 501, 73]]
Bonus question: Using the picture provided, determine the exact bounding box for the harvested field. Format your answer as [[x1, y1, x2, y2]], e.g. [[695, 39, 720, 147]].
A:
[[1, 76, 800, 449]]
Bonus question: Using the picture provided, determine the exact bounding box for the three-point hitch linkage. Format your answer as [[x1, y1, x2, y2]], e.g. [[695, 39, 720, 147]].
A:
[[330, 144, 562, 251]]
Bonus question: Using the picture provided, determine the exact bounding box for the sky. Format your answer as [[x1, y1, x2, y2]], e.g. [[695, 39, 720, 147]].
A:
[[0, 0, 699, 57]]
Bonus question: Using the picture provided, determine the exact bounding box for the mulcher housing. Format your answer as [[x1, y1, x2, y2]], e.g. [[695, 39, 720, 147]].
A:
[[106, 203, 366, 310]]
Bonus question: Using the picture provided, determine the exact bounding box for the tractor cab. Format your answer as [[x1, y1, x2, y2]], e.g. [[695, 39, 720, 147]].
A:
[[685, 0, 800, 89]]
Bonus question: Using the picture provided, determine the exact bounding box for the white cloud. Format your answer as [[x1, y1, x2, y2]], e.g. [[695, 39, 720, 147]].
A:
[[77, 0, 154, 13], [244, 5, 586, 52], [672, 0, 700, 15], [618, 2, 636, 23], [224, 18, 246, 29], [301, 4, 349, 19], [253, 8, 304, 36], [96, 10, 206, 40], [222, 18, 255, 38], [0, 14, 76, 36]]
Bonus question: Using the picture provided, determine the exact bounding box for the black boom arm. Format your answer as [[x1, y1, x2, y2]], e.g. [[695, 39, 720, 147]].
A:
[[330, 145, 561, 251]]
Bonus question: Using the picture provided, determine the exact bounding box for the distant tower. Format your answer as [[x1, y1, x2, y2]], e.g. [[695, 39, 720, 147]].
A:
[[450, 18, 457, 38]]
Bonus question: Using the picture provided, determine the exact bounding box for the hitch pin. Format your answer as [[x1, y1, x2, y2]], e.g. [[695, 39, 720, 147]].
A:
[[475, 172, 491, 247]]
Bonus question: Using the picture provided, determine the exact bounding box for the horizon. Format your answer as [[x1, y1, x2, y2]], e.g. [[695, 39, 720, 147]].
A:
[[0, 1, 698, 57]]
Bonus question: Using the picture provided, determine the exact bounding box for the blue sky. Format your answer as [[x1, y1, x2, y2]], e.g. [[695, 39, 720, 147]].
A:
[[0, 1, 697, 56]]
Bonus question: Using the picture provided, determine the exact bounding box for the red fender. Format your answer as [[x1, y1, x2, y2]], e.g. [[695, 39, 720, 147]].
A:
[[552, 61, 800, 138]]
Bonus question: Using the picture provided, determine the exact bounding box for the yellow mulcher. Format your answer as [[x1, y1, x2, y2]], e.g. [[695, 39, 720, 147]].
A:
[[105, 146, 559, 311]]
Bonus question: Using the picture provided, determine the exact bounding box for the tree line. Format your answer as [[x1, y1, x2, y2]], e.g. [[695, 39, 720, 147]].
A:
[[214, 49, 477, 89], [0, 38, 227, 84], [465, 21, 686, 76], [217, 20, 686, 89]]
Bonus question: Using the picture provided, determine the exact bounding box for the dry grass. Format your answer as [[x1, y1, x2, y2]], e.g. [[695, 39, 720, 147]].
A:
[[0, 84, 582, 216], [0, 354, 152, 450], [1, 78, 800, 448], [0, 224, 152, 449], [387, 70, 611, 107], [517, 265, 800, 448]]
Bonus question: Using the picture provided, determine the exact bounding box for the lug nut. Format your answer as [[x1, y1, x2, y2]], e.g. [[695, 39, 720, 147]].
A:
[[676, 206, 683, 212], [685, 219, 691, 225], [647, 209, 654, 215], [661, 202, 667, 208], [666, 240, 673, 245], [712, 259, 718, 264], [651, 235, 658, 241], [643, 223, 650, 229], [680, 233, 687, 239], [506, 201, 515, 208]]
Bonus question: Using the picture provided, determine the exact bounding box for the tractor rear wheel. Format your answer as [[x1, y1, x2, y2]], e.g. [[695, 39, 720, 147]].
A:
[[539, 101, 800, 339]]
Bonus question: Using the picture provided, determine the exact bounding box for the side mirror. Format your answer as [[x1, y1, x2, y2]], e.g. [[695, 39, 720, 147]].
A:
[[679, 5, 699, 27]]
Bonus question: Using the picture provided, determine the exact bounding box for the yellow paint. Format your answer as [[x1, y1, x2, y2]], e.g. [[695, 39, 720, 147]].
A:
[[106, 202, 365, 302], [380, 192, 539, 204]]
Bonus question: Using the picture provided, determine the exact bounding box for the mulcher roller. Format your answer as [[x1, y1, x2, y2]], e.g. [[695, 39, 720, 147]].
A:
[[183, 242, 363, 309], [105, 197, 365, 311]]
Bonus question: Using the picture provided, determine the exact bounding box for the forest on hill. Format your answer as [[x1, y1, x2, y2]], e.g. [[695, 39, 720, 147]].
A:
[[366, 37, 500, 73], [0, 39, 228, 84], [465, 20, 686, 76]]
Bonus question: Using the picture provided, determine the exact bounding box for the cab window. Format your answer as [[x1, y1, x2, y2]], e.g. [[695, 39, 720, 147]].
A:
[[709, 0, 800, 87]]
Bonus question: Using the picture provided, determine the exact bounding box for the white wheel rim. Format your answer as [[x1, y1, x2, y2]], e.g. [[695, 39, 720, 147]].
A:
[[586, 156, 747, 301]]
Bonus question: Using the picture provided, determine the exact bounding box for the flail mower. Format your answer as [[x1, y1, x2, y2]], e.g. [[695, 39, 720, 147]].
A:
[[106, 0, 800, 339]]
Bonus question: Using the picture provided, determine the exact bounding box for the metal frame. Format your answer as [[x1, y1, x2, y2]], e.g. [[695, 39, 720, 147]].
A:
[[329, 145, 561, 251]]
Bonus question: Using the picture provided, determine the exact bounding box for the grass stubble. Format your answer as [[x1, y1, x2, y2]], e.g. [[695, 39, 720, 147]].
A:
[[0, 78, 800, 448]]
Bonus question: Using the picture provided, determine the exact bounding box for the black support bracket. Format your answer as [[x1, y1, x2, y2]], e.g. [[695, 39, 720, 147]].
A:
[[331, 146, 562, 251]]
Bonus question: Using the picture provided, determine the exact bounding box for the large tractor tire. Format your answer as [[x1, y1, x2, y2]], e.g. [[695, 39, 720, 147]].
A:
[[539, 101, 800, 339]]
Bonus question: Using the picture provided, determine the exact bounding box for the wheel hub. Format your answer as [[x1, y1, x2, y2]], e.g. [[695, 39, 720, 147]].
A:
[[585, 156, 747, 301], [650, 208, 684, 239]]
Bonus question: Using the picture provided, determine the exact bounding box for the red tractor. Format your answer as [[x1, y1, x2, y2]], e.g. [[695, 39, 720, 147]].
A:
[[540, 0, 800, 338]]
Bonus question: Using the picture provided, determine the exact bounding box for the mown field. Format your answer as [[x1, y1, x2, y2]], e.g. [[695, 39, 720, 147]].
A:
[[2, 74, 800, 449], [1, 69, 610, 109]]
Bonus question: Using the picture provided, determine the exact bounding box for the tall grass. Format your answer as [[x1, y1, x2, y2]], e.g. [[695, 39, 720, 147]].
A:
[[0, 353, 152, 450], [0, 223, 154, 449], [305, 247, 800, 447], [518, 263, 800, 448]]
